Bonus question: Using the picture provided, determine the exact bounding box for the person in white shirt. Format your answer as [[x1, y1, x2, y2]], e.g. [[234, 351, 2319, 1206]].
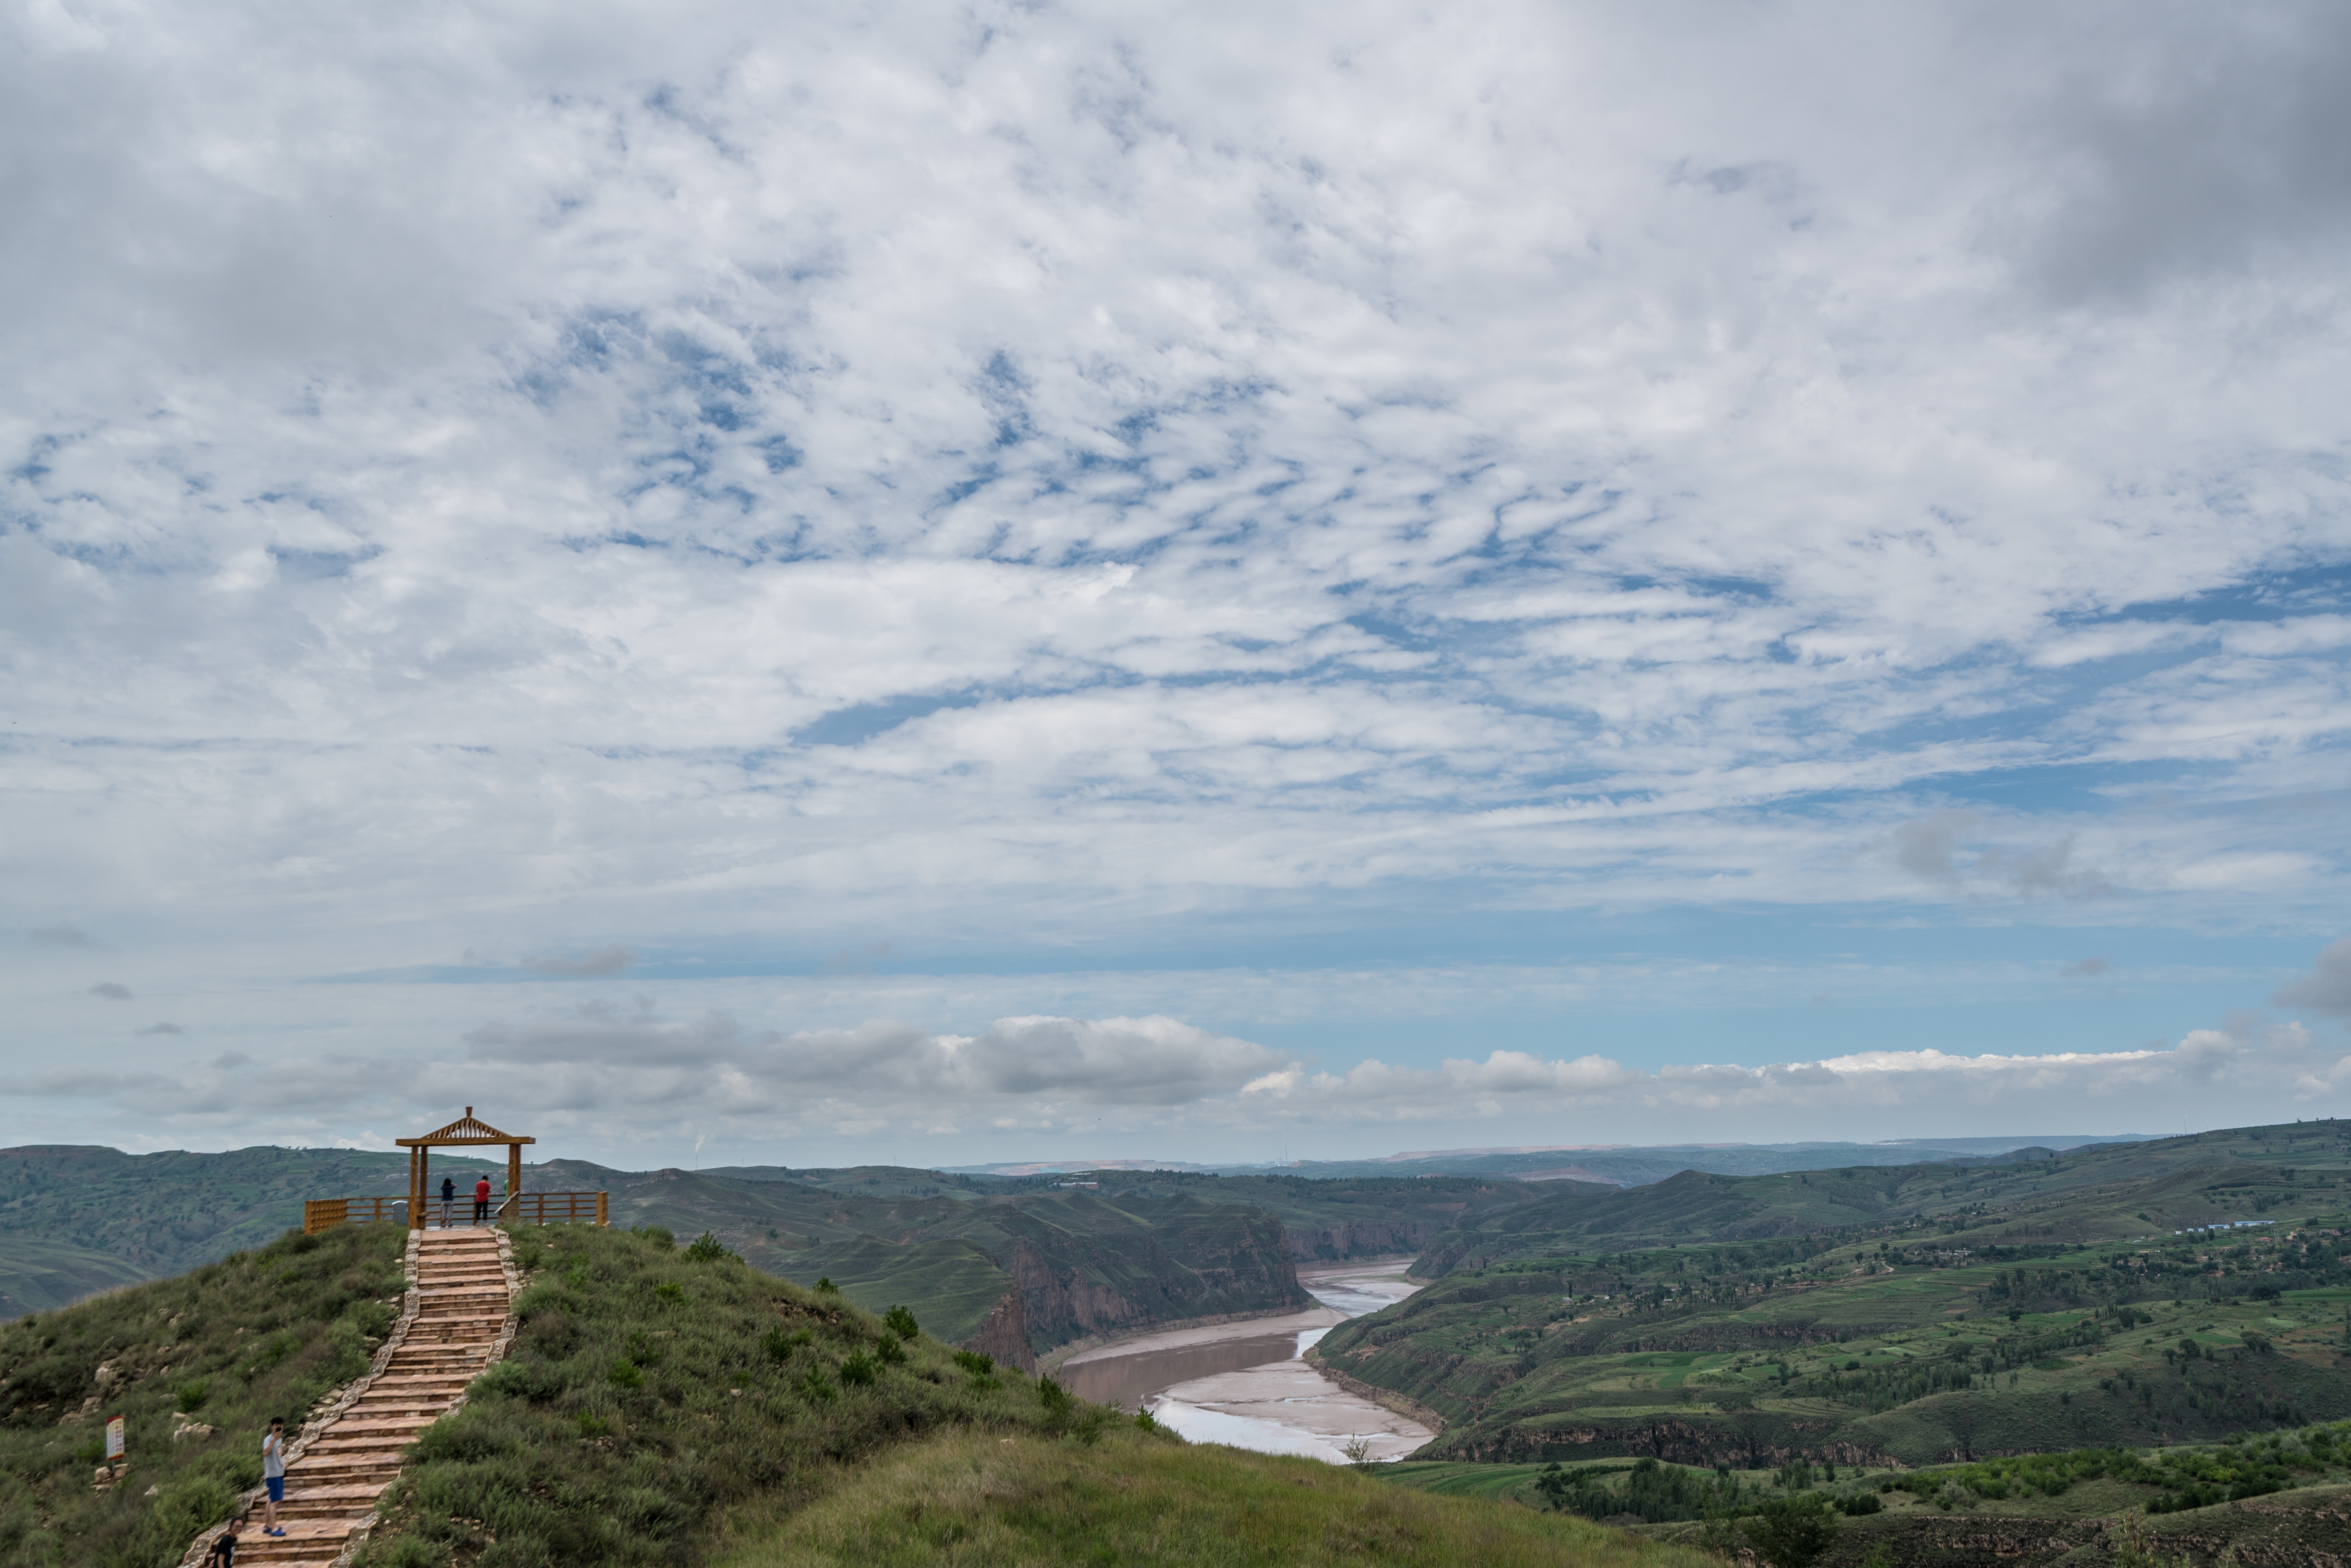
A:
[[260, 1417, 287, 1536]]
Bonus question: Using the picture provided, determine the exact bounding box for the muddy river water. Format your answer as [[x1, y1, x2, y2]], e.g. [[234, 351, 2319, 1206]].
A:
[[1054, 1260, 1433, 1464]]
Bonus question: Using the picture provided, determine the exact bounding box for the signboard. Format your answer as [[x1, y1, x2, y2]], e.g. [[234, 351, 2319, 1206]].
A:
[[104, 1415, 124, 1461]]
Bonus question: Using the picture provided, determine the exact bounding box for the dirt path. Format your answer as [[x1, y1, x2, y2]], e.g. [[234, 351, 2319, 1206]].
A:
[[185, 1228, 516, 1568]]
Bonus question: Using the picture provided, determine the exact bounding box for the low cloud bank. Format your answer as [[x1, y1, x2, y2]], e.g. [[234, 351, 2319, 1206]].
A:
[[7, 1000, 2347, 1154]]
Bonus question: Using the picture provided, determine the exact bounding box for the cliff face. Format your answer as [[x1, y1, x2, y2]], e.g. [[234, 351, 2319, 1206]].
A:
[[998, 1195, 1311, 1354], [962, 1288, 1037, 1372], [1282, 1219, 1449, 1261]]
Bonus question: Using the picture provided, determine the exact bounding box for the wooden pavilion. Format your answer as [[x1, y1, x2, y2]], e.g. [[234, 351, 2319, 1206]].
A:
[[401, 1107, 533, 1230], [301, 1109, 607, 1233]]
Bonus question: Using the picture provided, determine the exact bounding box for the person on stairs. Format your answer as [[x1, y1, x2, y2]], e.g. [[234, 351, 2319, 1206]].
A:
[[208, 1510, 248, 1565], [440, 1174, 455, 1228], [474, 1174, 492, 1226], [260, 1417, 287, 1536]]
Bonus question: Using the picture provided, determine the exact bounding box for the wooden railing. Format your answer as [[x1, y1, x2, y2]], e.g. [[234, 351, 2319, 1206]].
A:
[[498, 1191, 608, 1227], [303, 1191, 607, 1234], [303, 1196, 407, 1234]]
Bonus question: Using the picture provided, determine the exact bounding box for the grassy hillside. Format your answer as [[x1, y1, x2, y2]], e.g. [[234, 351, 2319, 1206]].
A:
[[1384, 1423, 2351, 1566], [0, 1217, 1717, 1568], [0, 1220, 405, 1568], [1406, 1121, 2351, 1278], [539, 1162, 1312, 1357], [712, 1430, 1695, 1568], [1321, 1168, 2351, 1467], [0, 1145, 498, 1316], [718, 1162, 1557, 1261], [359, 1222, 1713, 1568], [0, 1240, 152, 1318]]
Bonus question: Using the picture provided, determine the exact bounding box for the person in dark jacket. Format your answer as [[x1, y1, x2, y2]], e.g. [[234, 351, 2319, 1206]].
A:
[[439, 1175, 455, 1228], [208, 1511, 247, 1565]]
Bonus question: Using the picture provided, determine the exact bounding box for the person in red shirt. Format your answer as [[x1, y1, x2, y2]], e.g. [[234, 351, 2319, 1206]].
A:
[[473, 1176, 492, 1226]]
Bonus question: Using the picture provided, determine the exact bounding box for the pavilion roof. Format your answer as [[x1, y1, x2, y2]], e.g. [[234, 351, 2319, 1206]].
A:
[[396, 1107, 535, 1147]]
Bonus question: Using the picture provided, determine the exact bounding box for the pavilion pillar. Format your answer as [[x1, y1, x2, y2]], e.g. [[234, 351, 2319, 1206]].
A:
[[508, 1142, 522, 1206]]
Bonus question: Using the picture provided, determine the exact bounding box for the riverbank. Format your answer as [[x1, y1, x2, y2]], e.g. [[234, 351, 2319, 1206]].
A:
[[1054, 1258, 1436, 1464]]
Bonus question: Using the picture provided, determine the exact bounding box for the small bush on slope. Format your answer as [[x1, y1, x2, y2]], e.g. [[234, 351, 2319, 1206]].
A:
[[358, 1224, 1100, 1568], [0, 1221, 406, 1568], [714, 1430, 1718, 1568]]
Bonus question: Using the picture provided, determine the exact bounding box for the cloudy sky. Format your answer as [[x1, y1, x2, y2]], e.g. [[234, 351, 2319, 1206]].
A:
[[4, 0, 2348, 1167]]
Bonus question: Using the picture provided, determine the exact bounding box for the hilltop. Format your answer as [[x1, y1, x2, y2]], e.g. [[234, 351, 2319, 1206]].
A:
[[0, 1218, 1712, 1568]]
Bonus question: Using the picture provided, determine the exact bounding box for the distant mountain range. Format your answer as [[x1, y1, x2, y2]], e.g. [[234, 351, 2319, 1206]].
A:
[[942, 1134, 2162, 1185]]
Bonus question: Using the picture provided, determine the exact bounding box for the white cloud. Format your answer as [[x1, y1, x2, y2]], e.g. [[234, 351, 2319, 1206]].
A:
[[7, 1003, 2343, 1160], [0, 2, 2347, 1160], [2276, 938, 2351, 1018]]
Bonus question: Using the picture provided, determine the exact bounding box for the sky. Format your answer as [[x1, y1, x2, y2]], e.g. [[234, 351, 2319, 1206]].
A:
[[2, 0, 2349, 1169]]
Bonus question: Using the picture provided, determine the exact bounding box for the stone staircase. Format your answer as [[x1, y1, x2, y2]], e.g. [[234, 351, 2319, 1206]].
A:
[[186, 1227, 517, 1568]]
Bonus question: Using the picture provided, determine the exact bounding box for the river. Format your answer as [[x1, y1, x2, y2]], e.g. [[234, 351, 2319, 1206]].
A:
[[1055, 1258, 1433, 1464]]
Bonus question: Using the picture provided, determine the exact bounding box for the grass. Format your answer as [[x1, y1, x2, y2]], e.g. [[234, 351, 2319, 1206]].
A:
[[0, 1219, 405, 1568], [356, 1223, 1133, 1567], [710, 1429, 1717, 1568], [362, 1223, 1702, 1568]]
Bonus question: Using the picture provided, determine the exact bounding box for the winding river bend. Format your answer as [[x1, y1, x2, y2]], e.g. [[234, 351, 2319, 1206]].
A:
[[1056, 1259, 1433, 1463]]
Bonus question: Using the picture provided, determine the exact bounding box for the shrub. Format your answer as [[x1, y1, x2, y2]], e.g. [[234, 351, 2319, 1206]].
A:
[[815, 1276, 840, 1294], [177, 1379, 211, 1413], [654, 1282, 685, 1303], [875, 1335, 906, 1365], [797, 1366, 838, 1404], [883, 1304, 920, 1340], [358, 1534, 450, 1568], [608, 1358, 644, 1390], [631, 1226, 675, 1250], [1839, 1491, 1881, 1516], [148, 1473, 237, 1546], [763, 1325, 812, 1361], [1741, 1495, 1841, 1568], [840, 1350, 879, 1388], [953, 1350, 996, 1376], [684, 1231, 731, 1263]]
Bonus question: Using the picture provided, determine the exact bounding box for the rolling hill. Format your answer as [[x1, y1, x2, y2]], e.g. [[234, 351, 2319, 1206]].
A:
[[0, 1214, 1712, 1568], [1314, 1119, 2351, 1473]]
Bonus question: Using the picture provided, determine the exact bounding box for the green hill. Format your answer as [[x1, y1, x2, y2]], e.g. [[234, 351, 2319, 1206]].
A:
[[1316, 1120, 2351, 1472], [1405, 1120, 2351, 1279], [0, 1219, 408, 1565], [0, 1148, 1545, 1366], [1385, 1425, 2351, 1566], [0, 1239, 152, 1318], [0, 1145, 500, 1300], [537, 1160, 1313, 1362], [0, 1218, 1714, 1568]]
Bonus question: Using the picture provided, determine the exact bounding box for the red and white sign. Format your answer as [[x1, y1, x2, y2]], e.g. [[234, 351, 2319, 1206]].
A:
[[104, 1415, 124, 1460]]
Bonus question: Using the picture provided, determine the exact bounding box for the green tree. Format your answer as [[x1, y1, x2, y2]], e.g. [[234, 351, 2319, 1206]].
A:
[[1740, 1494, 1841, 1568]]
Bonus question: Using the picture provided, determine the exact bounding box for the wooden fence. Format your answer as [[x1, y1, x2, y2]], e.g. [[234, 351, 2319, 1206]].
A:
[[303, 1191, 607, 1234], [302, 1196, 407, 1234], [499, 1191, 609, 1227]]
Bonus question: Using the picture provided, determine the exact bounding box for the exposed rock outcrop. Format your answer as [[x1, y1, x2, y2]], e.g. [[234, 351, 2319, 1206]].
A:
[[1282, 1220, 1450, 1261], [962, 1288, 1036, 1373]]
